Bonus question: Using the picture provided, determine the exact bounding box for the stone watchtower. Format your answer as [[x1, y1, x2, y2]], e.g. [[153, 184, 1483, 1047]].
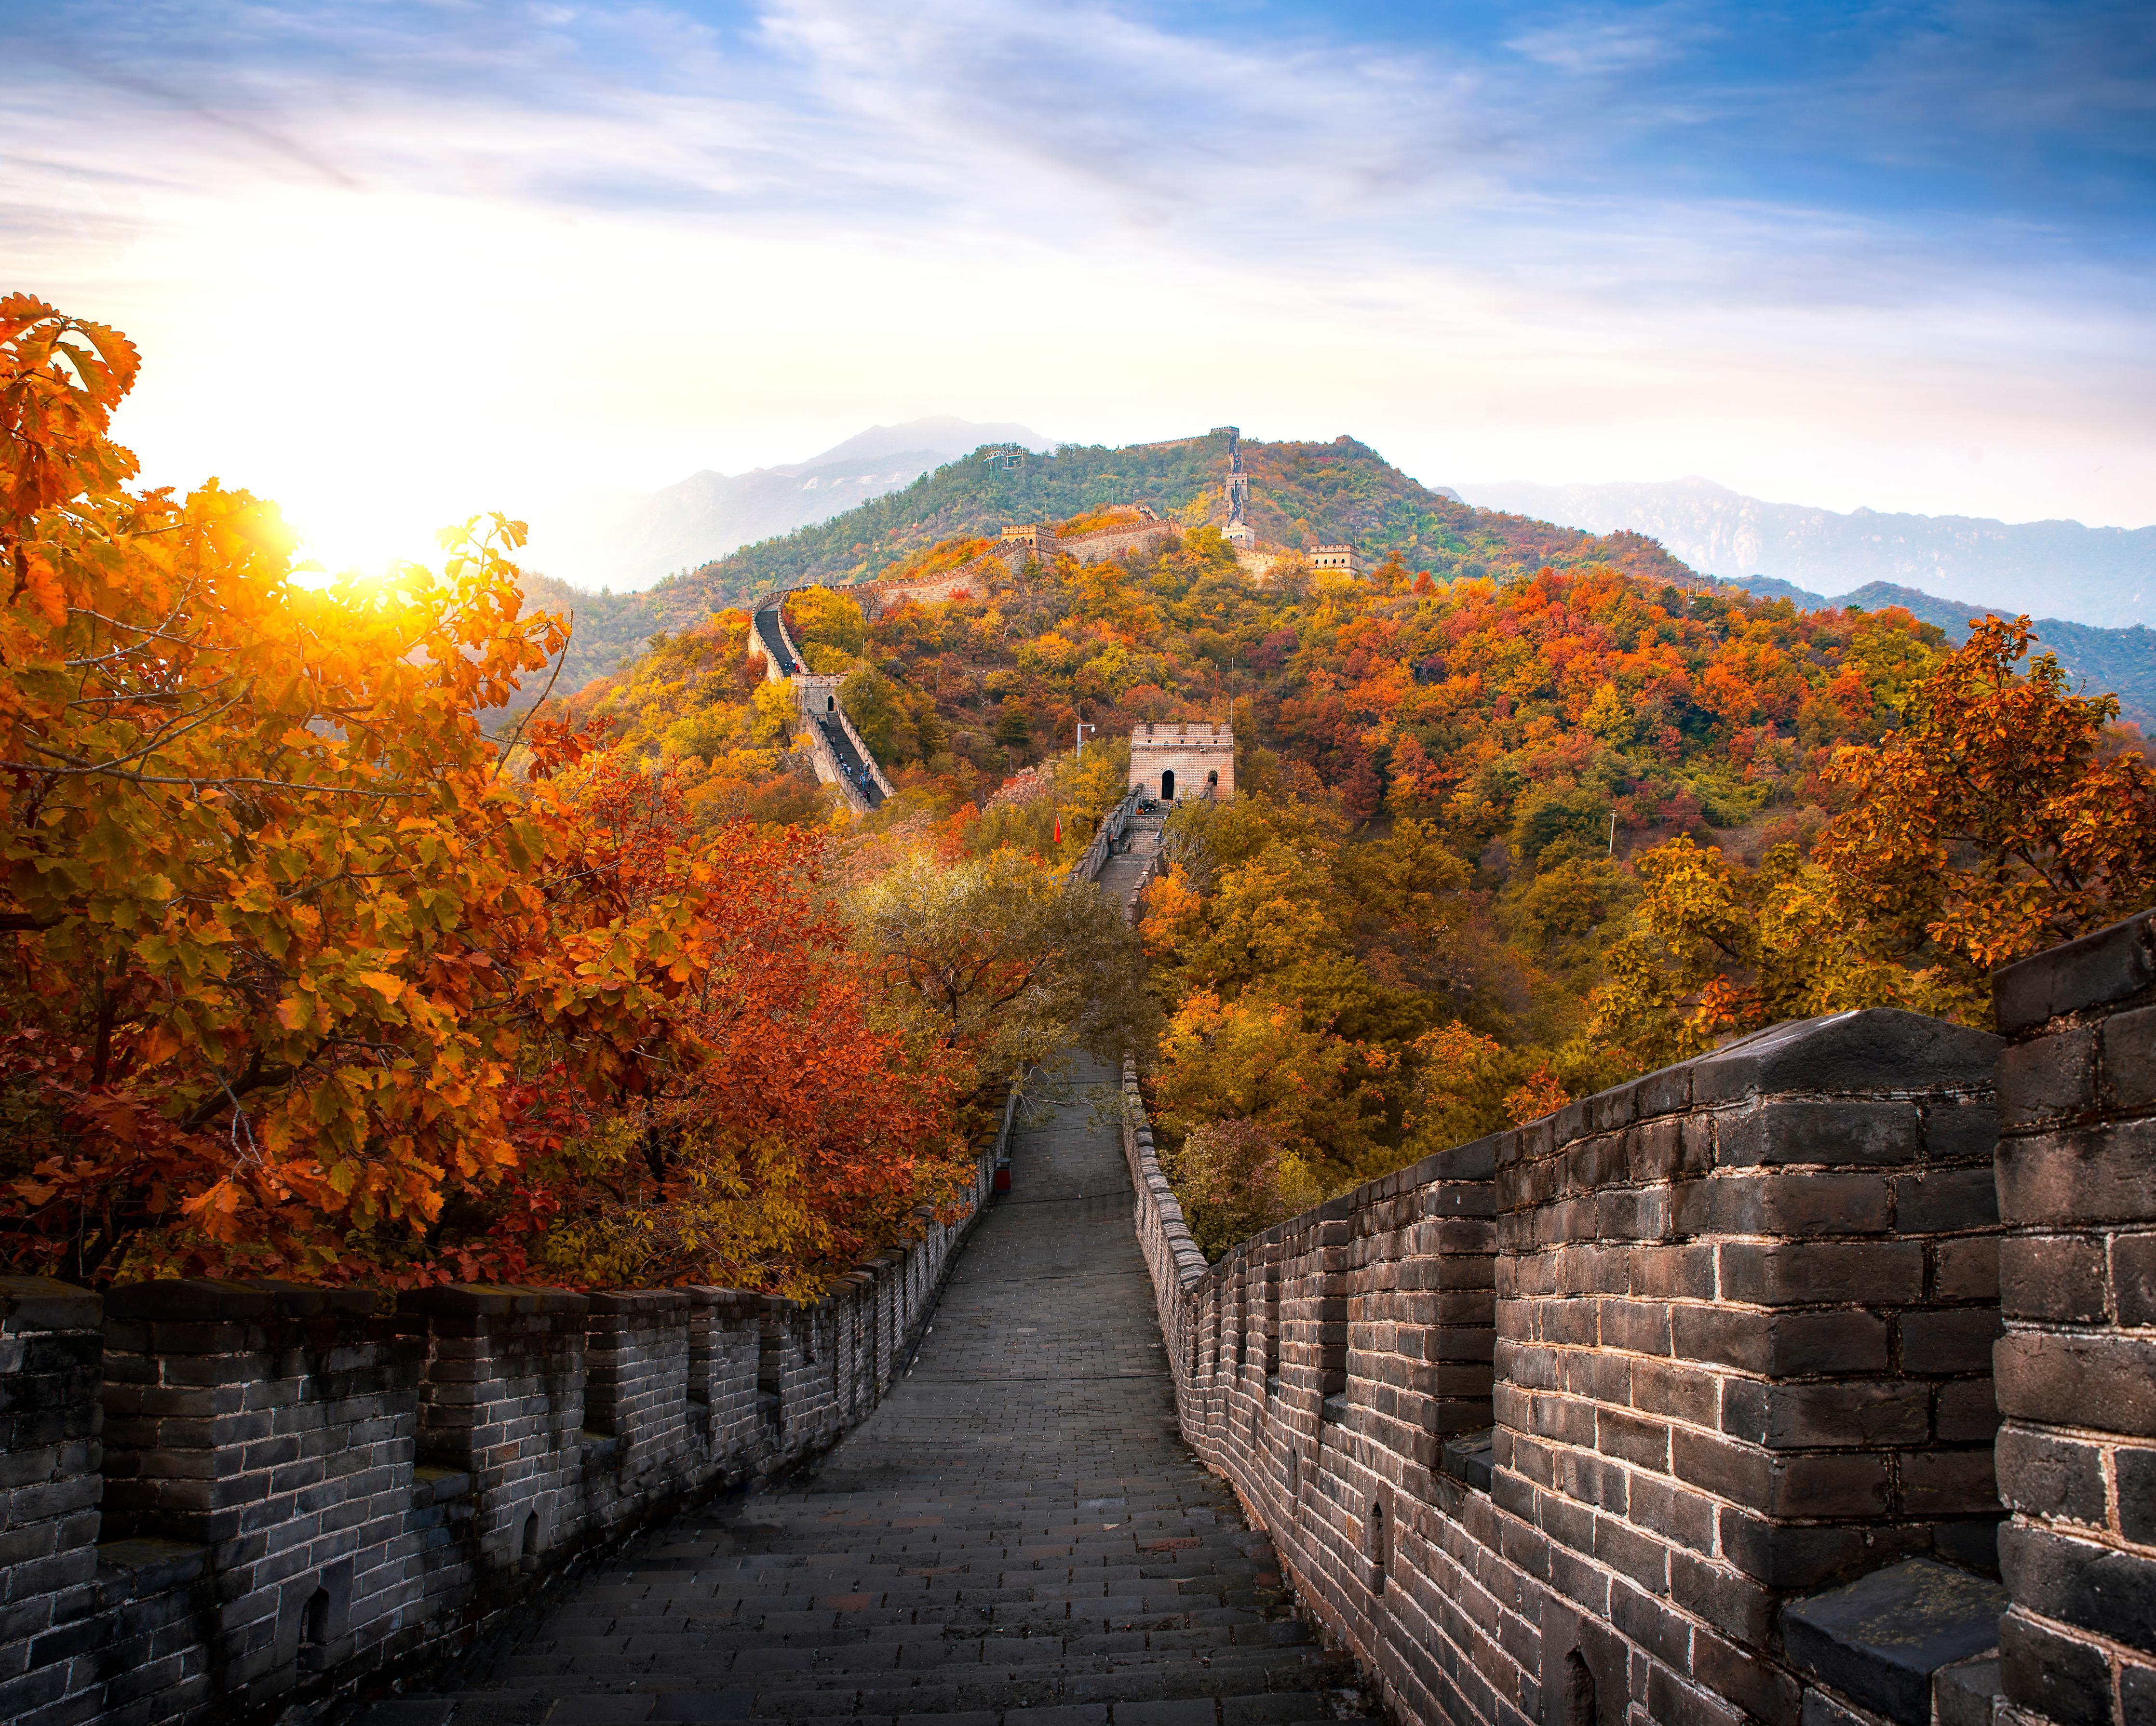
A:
[[1130, 721, 1234, 803]]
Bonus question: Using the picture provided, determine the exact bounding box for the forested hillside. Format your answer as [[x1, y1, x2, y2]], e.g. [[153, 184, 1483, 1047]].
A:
[[563, 516, 2156, 1255], [1722, 575, 2156, 724], [12, 297, 2150, 1300], [626, 432, 1699, 629]]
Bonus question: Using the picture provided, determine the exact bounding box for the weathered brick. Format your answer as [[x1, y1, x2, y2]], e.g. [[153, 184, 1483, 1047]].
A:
[[1998, 1027, 2099, 1126], [1717, 1240, 1925, 1307], [1996, 1331, 2156, 1436], [1898, 1306, 2004, 1375], [1997, 1121, 2156, 1227], [2000, 1234, 2109, 1322], [2000, 1610, 2116, 1726], [2001, 1523, 2156, 1657]]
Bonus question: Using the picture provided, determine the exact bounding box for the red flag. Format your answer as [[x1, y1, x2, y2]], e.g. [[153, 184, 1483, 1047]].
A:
[[1053, 813, 1063, 843]]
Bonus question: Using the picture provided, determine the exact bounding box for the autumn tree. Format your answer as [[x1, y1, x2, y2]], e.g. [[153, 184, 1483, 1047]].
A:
[[509, 768, 966, 1298], [1588, 616, 2156, 1072], [0, 295, 665, 1282], [1162, 1116, 1320, 1260], [850, 848, 1154, 1101], [0, 295, 961, 1290]]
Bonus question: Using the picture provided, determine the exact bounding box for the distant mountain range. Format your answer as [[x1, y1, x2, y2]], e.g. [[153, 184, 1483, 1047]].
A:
[[1713, 576, 2155, 728], [1459, 477, 2154, 630], [523, 417, 1052, 589]]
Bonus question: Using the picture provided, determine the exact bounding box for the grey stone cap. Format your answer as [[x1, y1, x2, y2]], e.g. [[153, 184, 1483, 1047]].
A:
[[1505, 1008, 2001, 1169], [96, 1536, 210, 1600], [0, 1273, 103, 1331], [410, 1464, 473, 1507], [586, 1289, 694, 1316], [1440, 1427, 1495, 1491], [104, 1278, 392, 1322], [1782, 1557, 2007, 1726], [687, 1285, 764, 1316], [1994, 906, 2156, 1033], [396, 1284, 591, 1317]]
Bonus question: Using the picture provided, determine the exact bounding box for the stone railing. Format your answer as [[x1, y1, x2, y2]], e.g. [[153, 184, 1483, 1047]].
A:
[[829, 703, 896, 802], [1065, 789, 1138, 886], [1122, 915, 2156, 1726], [0, 1086, 1017, 1726]]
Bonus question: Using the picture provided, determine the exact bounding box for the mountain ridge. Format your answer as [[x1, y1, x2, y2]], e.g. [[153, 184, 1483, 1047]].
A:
[[1715, 575, 2154, 726], [522, 416, 1051, 589], [1460, 475, 2154, 629], [509, 437, 2153, 732]]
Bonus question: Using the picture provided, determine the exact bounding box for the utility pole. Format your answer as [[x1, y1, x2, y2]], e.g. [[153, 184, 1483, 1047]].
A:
[[1076, 722, 1096, 759], [1608, 808, 1617, 857]]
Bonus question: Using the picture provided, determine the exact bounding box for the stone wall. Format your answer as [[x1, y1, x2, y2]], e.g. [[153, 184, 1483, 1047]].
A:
[[0, 1093, 1014, 1726], [856, 567, 989, 619], [1118, 995, 2120, 1726], [1060, 521, 1176, 564], [1990, 910, 2156, 1726]]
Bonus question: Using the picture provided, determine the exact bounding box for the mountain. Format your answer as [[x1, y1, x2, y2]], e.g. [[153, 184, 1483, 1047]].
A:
[[638, 431, 1698, 629], [522, 417, 1051, 590], [1715, 575, 2156, 728], [1457, 476, 2155, 629]]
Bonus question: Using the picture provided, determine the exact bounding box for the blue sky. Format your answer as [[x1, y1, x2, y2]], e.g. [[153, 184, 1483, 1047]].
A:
[[8, 1, 2152, 575]]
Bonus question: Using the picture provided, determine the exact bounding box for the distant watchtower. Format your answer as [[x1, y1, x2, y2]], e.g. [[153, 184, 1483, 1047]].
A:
[[1130, 721, 1235, 804], [1214, 426, 1253, 548], [999, 522, 1060, 558]]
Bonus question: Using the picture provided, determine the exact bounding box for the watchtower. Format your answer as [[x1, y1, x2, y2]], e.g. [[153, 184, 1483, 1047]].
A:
[[1129, 721, 1235, 804], [1218, 426, 1253, 548]]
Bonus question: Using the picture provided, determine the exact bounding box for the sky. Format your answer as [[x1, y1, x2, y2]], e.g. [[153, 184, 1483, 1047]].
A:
[[9, 0, 2154, 580]]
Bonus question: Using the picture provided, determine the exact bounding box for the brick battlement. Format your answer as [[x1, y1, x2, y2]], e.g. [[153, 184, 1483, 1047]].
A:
[[0, 1095, 1017, 1726], [1122, 935, 2156, 1726]]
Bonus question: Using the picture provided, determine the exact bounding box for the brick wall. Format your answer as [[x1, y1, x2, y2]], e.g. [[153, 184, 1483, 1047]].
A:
[[1127, 1005, 2037, 1726], [0, 1096, 1015, 1726], [1991, 910, 2156, 1726]]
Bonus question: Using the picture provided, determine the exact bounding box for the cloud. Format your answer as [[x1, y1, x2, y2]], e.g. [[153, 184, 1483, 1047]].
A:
[[0, 0, 2149, 551]]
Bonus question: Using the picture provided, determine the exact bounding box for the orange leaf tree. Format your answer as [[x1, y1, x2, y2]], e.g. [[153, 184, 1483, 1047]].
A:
[[1587, 615, 2156, 1073], [0, 295, 875, 1285], [507, 759, 969, 1297]]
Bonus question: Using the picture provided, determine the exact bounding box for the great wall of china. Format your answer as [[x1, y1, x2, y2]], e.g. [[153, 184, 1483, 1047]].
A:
[[6, 479, 2152, 1726], [745, 499, 1185, 813], [2, 833, 2152, 1726]]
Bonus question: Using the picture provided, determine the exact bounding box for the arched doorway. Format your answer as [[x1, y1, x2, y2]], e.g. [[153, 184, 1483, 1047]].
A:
[[826, 695, 836, 711], [1160, 769, 1175, 800]]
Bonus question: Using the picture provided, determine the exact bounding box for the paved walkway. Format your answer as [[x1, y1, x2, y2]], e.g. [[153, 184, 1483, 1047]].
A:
[[357, 1059, 1365, 1726], [1092, 814, 1163, 908]]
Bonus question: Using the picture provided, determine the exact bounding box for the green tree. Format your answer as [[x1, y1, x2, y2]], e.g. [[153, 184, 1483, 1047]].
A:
[[850, 850, 1155, 1100]]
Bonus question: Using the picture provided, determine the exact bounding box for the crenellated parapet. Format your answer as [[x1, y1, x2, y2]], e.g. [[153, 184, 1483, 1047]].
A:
[[0, 1091, 1016, 1726], [1118, 970, 2156, 1726], [1989, 911, 2156, 1726]]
